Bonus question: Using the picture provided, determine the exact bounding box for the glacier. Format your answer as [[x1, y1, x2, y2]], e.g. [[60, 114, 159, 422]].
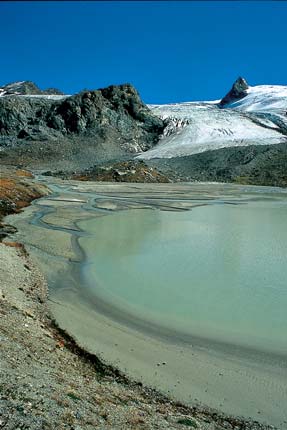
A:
[[139, 83, 287, 160], [224, 85, 287, 113]]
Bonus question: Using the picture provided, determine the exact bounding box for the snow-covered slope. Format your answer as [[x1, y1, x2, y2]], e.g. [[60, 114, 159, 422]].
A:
[[139, 81, 287, 160], [223, 85, 287, 113]]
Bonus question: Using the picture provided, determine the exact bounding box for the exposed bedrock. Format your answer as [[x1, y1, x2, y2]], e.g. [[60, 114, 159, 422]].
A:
[[0, 83, 165, 169], [220, 77, 249, 106]]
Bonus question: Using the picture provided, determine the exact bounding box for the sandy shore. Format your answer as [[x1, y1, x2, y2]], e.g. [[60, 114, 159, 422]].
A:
[[2, 242, 218, 430], [50, 288, 287, 428], [2, 176, 286, 429]]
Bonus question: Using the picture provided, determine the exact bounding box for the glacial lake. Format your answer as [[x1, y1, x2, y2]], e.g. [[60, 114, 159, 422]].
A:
[[12, 180, 287, 426], [79, 199, 287, 356]]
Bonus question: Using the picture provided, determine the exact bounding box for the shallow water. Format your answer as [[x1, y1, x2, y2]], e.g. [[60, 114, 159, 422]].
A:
[[9, 179, 287, 427], [80, 200, 287, 356]]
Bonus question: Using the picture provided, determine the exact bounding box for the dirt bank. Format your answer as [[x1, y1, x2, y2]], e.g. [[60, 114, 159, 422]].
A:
[[0, 166, 49, 241]]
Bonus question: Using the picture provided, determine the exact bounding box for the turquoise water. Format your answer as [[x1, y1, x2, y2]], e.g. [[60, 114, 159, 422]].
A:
[[79, 200, 287, 355]]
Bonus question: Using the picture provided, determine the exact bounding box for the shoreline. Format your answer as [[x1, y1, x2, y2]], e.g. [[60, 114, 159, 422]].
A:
[[50, 286, 287, 428], [51, 207, 287, 428], [74, 213, 287, 361], [2, 175, 286, 429]]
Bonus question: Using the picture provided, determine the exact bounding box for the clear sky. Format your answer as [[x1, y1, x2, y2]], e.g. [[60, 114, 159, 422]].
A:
[[1, 1, 286, 103]]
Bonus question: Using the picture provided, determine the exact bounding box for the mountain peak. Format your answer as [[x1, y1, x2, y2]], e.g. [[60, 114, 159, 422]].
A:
[[220, 77, 249, 106], [233, 76, 249, 90], [0, 80, 64, 97]]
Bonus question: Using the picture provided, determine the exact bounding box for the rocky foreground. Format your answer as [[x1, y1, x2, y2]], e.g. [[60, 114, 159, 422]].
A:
[[1, 244, 275, 430], [0, 171, 277, 430]]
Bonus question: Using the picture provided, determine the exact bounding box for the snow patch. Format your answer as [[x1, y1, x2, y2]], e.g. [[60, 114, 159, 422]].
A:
[[19, 94, 70, 100]]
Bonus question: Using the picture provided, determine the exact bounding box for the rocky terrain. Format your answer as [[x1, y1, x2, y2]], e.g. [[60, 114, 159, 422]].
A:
[[51, 142, 287, 188], [147, 142, 287, 187], [55, 159, 169, 183], [0, 81, 64, 97], [0, 82, 165, 171], [0, 78, 286, 187], [0, 77, 287, 186], [219, 77, 249, 107]]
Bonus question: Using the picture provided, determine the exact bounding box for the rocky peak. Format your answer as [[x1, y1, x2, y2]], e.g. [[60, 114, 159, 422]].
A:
[[98, 83, 150, 121], [220, 77, 249, 106], [0, 82, 165, 158], [0, 81, 64, 97]]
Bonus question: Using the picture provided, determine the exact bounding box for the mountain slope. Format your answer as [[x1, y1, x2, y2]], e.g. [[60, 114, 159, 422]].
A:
[[0, 83, 165, 170], [138, 103, 285, 160], [138, 78, 287, 161], [147, 142, 287, 187], [220, 80, 287, 114], [1, 78, 286, 186], [0, 81, 65, 98]]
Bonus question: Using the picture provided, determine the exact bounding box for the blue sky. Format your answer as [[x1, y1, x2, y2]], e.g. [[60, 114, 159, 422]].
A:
[[1, 1, 287, 103]]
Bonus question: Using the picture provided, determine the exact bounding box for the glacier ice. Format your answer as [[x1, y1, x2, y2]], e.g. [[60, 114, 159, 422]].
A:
[[224, 85, 287, 113], [139, 85, 287, 160]]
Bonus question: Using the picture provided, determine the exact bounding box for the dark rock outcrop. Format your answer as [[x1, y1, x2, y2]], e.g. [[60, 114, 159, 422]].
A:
[[0, 83, 165, 170], [44, 84, 164, 150], [220, 77, 249, 106], [0, 96, 53, 139]]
